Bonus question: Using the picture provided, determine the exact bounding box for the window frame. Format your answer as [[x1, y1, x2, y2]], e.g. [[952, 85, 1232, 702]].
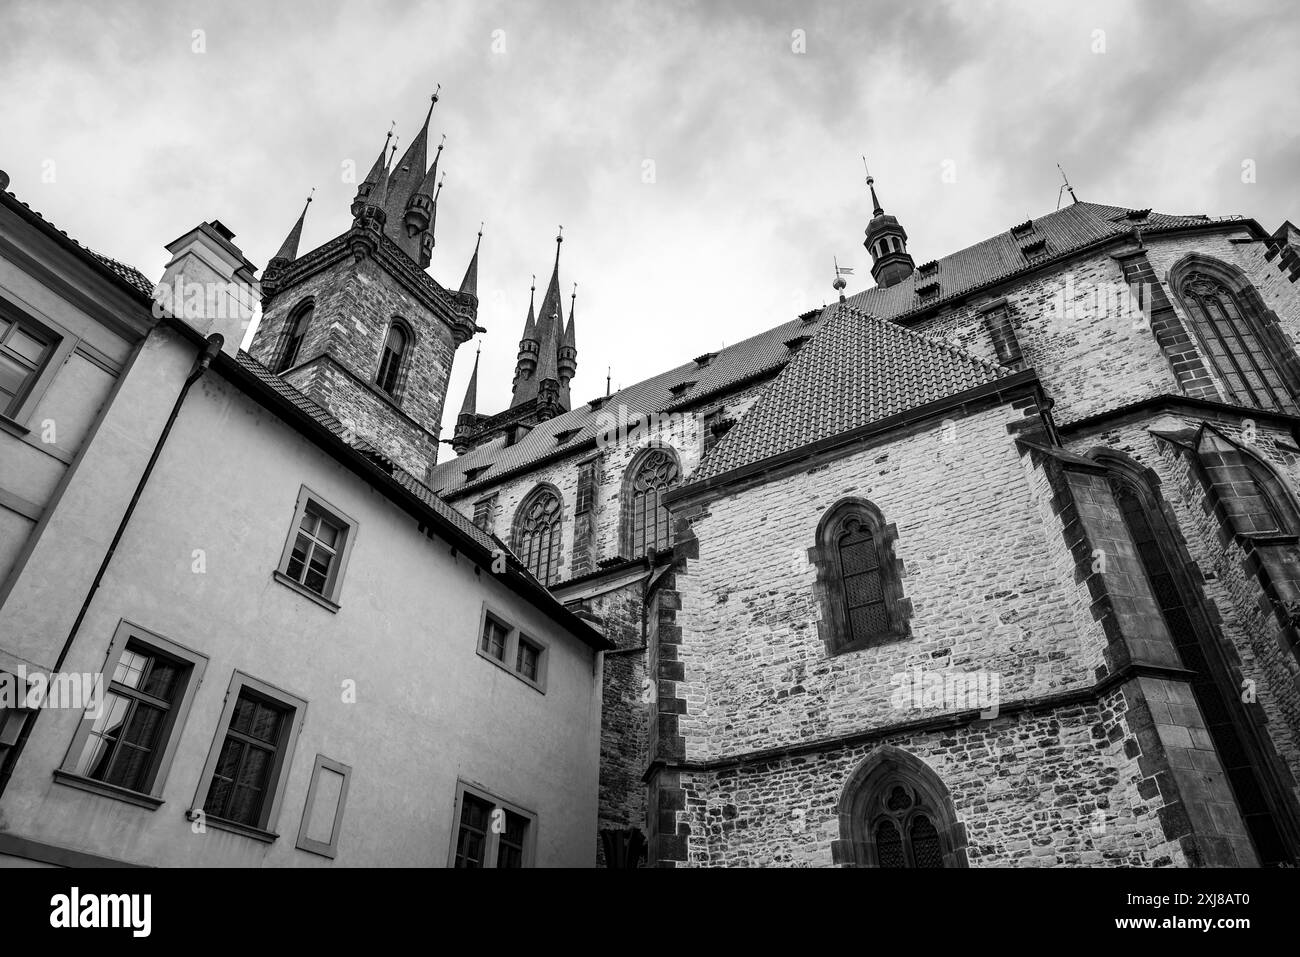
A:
[[511, 483, 564, 586], [475, 602, 549, 693], [295, 754, 352, 859], [0, 294, 76, 430], [190, 670, 307, 842], [446, 779, 538, 868], [55, 619, 208, 809], [621, 444, 681, 560], [375, 319, 412, 399], [274, 485, 359, 611], [810, 497, 911, 656], [272, 298, 314, 374]]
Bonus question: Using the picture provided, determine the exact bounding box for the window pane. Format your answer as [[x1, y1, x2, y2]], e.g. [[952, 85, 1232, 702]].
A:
[[7, 328, 48, 364], [910, 814, 944, 868], [304, 546, 332, 593], [0, 354, 31, 404], [140, 658, 181, 701], [455, 795, 492, 868], [875, 819, 905, 867], [517, 642, 539, 681], [112, 649, 149, 688]]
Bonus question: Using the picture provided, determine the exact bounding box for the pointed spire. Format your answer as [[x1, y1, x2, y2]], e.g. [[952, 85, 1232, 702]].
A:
[[352, 125, 393, 212], [271, 190, 313, 264], [387, 89, 439, 223], [522, 275, 538, 342], [459, 343, 480, 417], [562, 282, 577, 349], [459, 224, 482, 298], [863, 156, 884, 216]]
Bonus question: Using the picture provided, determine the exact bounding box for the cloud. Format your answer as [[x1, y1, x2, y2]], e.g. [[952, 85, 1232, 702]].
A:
[[1, 0, 1295, 443]]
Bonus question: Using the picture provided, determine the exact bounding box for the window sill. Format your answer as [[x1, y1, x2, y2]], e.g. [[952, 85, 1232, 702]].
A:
[[476, 646, 547, 694], [828, 631, 910, 657], [0, 413, 31, 438], [188, 810, 279, 843], [52, 769, 164, 810], [272, 570, 341, 613]]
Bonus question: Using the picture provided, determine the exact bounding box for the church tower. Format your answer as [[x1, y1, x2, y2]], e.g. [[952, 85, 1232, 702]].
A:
[[863, 168, 915, 288], [509, 231, 575, 418], [249, 93, 481, 481]]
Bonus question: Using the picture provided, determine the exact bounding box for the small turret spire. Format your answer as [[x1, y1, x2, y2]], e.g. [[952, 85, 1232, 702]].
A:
[[270, 190, 313, 265], [459, 342, 480, 417], [863, 156, 884, 216], [861, 158, 914, 288], [459, 224, 482, 299]]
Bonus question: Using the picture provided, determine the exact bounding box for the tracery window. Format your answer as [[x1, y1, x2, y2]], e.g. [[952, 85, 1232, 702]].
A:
[[514, 485, 563, 586], [626, 447, 679, 558], [1177, 271, 1298, 414]]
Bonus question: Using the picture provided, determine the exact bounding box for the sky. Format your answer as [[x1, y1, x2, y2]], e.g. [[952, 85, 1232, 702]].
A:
[[2, 0, 1298, 447]]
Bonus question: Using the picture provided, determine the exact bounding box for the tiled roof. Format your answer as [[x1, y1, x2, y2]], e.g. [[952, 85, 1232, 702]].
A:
[[690, 303, 1018, 482], [837, 202, 1214, 321], [428, 310, 828, 496], [432, 202, 1222, 498], [85, 249, 155, 299]]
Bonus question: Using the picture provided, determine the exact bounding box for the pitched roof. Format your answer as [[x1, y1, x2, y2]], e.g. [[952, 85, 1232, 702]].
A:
[[429, 309, 829, 496], [690, 303, 1017, 482], [839, 202, 1214, 320], [433, 200, 1235, 498]]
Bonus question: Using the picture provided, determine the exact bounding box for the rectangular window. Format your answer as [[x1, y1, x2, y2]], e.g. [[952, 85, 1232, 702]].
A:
[[449, 781, 536, 868], [516, 637, 541, 682], [480, 614, 509, 662], [193, 671, 307, 840], [275, 486, 358, 610], [472, 495, 496, 532], [0, 314, 55, 417], [476, 604, 548, 692], [204, 692, 289, 827], [575, 460, 597, 515], [56, 621, 208, 807]]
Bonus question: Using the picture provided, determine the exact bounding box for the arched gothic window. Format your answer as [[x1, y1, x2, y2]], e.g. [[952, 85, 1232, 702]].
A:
[[376, 322, 409, 397], [623, 446, 680, 558], [1174, 268, 1299, 414], [1093, 447, 1300, 865], [274, 301, 313, 373], [513, 485, 563, 586], [835, 746, 967, 868], [811, 498, 910, 655]]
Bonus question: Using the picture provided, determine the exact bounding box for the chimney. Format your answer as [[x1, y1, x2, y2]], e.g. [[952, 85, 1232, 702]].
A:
[[155, 221, 261, 357]]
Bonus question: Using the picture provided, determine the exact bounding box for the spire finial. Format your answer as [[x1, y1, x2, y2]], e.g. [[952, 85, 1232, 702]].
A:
[[1056, 163, 1079, 209], [832, 256, 852, 302], [863, 155, 883, 216], [571, 281, 577, 306], [606, 365, 611, 398], [531, 273, 536, 294]]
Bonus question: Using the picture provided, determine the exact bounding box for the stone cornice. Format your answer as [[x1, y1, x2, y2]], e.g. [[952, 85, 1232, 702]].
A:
[[262, 227, 479, 343]]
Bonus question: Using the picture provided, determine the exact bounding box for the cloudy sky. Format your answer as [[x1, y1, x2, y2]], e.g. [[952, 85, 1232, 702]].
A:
[[2, 0, 1297, 445]]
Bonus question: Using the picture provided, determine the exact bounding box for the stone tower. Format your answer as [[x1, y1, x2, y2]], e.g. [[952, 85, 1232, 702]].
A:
[[249, 94, 480, 481]]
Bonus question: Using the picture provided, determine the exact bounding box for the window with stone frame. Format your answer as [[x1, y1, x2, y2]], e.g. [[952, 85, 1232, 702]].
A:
[[513, 484, 563, 586], [273, 300, 313, 374], [1175, 269, 1299, 414], [376, 320, 411, 398], [623, 446, 680, 559], [575, 460, 597, 516], [811, 497, 911, 655], [472, 494, 497, 533], [835, 746, 967, 868], [0, 312, 56, 417]]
